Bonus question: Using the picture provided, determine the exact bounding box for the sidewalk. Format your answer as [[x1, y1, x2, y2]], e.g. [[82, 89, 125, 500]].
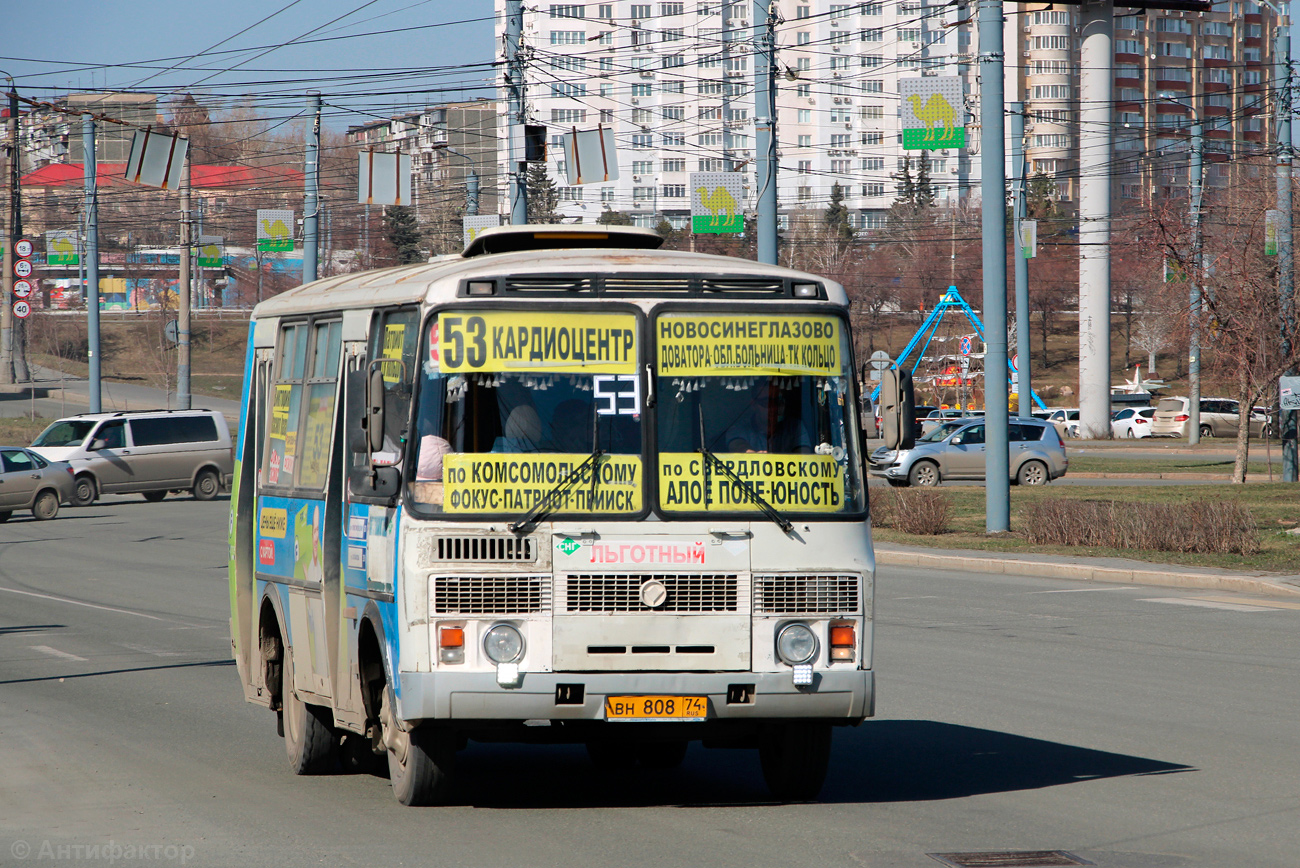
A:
[[874, 542, 1300, 598], [0, 365, 241, 422]]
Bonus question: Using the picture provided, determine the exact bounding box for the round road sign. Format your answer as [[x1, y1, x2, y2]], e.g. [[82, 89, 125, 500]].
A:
[[12, 280, 32, 299], [959, 335, 972, 355], [14, 260, 33, 278], [14, 239, 33, 258], [13, 300, 31, 319], [868, 349, 891, 371], [1011, 353, 1019, 372]]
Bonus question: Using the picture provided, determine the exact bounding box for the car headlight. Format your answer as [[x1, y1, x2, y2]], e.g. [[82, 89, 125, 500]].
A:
[[483, 624, 524, 664], [775, 622, 818, 665]]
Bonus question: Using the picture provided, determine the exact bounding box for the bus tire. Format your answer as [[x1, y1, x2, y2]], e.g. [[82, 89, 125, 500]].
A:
[[282, 643, 336, 775], [637, 740, 688, 769], [381, 685, 454, 805], [72, 475, 97, 506], [759, 722, 832, 802]]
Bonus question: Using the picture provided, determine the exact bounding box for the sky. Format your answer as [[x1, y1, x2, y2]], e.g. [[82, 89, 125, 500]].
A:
[[2, 0, 498, 132]]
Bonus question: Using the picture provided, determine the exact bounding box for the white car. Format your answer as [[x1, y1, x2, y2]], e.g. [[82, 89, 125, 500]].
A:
[[1111, 407, 1156, 439]]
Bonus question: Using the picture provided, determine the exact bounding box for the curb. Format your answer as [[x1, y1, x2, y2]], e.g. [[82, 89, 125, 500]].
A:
[[874, 544, 1300, 598]]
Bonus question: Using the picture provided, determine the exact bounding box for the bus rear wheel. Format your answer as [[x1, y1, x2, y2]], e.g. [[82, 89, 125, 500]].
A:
[[381, 685, 454, 805], [759, 722, 832, 802], [282, 642, 336, 775]]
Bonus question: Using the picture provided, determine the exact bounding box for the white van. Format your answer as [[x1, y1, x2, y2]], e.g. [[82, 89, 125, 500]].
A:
[[29, 410, 234, 505]]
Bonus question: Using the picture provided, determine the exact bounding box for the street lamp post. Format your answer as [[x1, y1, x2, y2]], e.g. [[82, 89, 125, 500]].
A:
[[1162, 96, 1205, 445]]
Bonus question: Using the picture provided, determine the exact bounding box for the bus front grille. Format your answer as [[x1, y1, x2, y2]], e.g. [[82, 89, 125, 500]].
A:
[[424, 535, 536, 564], [563, 574, 738, 613], [432, 574, 551, 615], [754, 574, 861, 614]]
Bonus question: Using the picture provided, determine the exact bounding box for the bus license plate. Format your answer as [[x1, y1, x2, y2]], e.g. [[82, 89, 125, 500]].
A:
[[605, 695, 707, 721]]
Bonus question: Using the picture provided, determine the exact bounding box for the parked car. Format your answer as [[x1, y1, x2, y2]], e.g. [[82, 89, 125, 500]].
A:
[[870, 416, 1068, 487], [1110, 406, 1156, 439], [0, 447, 76, 521], [1046, 408, 1080, 439], [873, 404, 938, 439], [918, 408, 983, 436], [29, 409, 234, 505], [1150, 397, 1269, 439]]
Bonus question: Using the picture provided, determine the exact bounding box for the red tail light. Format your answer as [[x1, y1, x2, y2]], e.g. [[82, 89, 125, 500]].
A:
[[1174, 414, 1189, 422], [1134, 417, 1148, 424]]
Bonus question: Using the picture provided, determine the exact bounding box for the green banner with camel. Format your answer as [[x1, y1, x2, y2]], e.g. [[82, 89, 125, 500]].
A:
[[900, 77, 966, 151]]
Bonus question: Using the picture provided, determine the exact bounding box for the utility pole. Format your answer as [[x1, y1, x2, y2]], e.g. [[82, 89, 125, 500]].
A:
[[1276, 2, 1297, 481], [466, 170, 480, 216], [979, 0, 1009, 532], [1, 81, 17, 385], [505, 0, 528, 225], [1078, 0, 1115, 439], [1188, 116, 1204, 445], [177, 156, 191, 411], [1011, 101, 1032, 418], [84, 113, 102, 412], [303, 91, 321, 284], [753, 0, 777, 264]]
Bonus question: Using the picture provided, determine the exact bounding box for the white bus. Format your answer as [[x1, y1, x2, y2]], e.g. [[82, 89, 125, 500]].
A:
[[228, 225, 877, 805]]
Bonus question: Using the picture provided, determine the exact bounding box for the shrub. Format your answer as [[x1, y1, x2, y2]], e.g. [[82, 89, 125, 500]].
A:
[[873, 487, 953, 535], [1023, 498, 1260, 555]]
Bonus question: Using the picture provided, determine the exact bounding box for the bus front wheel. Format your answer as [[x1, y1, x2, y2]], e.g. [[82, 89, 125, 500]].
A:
[[759, 722, 832, 802], [381, 686, 454, 806], [282, 642, 336, 775]]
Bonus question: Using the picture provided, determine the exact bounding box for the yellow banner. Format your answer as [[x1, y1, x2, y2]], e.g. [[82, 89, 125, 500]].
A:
[[658, 452, 844, 513], [443, 453, 642, 513], [380, 323, 406, 384], [657, 314, 843, 377], [437, 311, 637, 374], [269, 384, 291, 440], [258, 507, 288, 538]]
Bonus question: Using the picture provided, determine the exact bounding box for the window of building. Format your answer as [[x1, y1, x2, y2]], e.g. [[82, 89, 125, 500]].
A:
[[797, 134, 812, 147], [829, 4, 852, 18], [1115, 14, 1143, 29], [599, 4, 613, 16], [551, 82, 588, 97], [699, 132, 724, 146], [550, 30, 586, 44], [551, 56, 587, 72], [862, 54, 883, 68], [662, 184, 686, 197], [1203, 44, 1230, 59], [551, 109, 588, 123], [632, 160, 654, 174], [831, 159, 850, 173], [663, 132, 685, 146], [796, 83, 811, 97], [863, 131, 883, 145], [831, 133, 851, 147], [797, 31, 811, 44], [1159, 41, 1192, 57], [796, 5, 810, 18], [798, 186, 812, 201], [898, 28, 921, 42], [631, 4, 651, 17], [863, 182, 885, 196], [1155, 17, 1192, 33], [598, 30, 613, 43], [699, 158, 725, 171], [661, 1, 684, 14], [632, 134, 653, 148], [662, 54, 686, 68], [550, 4, 585, 18], [632, 83, 653, 96], [830, 30, 850, 44], [662, 106, 684, 121], [1031, 35, 1070, 50], [662, 27, 685, 41], [798, 160, 812, 174], [558, 186, 585, 201], [861, 105, 883, 120], [633, 186, 655, 200], [1203, 21, 1232, 36], [632, 108, 653, 124], [797, 109, 811, 123], [662, 158, 686, 171]]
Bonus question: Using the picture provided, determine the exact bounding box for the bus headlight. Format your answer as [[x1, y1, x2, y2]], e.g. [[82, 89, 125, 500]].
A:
[[775, 622, 817, 666], [483, 623, 524, 664]]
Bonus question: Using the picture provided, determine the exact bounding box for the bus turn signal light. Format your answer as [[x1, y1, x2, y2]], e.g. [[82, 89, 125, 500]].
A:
[[440, 627, 465, 664], [830, 624, 855, 660]]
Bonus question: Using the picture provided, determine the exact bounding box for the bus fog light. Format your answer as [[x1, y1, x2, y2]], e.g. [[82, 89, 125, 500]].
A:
[[831, 647, 855, 661], [496, 662, 521, 687], [776, 623, 817, 665], [792, 664, 814, 686], [793, 282, 819, 298], [484, 624, 524, 664]]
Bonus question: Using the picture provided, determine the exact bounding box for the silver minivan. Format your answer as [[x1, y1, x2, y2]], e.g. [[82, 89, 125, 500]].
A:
[[29, 410, 233, 505], [870, 417, 1068, 487]]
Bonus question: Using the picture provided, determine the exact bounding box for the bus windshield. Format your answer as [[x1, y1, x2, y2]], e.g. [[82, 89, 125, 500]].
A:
[[407, 309, 643, 516], [654, 311, 865, 516]]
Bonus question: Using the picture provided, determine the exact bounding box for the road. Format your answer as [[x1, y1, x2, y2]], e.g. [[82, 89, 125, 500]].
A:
[[2, 497, 1298, 867]]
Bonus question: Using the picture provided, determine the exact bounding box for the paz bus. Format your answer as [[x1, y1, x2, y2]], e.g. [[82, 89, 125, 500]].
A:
[[228, 224, 883, 805]]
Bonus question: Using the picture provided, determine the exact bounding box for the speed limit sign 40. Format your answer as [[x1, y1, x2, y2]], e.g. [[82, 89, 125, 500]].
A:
[[13, 300, 31, 319]]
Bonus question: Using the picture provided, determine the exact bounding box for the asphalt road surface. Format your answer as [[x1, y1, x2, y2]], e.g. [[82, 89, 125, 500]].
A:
[[2, 497, 1298, 867]]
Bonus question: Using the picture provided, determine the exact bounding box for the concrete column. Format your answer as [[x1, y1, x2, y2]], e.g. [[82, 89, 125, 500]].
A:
[[1077, 0, 1114, 439]]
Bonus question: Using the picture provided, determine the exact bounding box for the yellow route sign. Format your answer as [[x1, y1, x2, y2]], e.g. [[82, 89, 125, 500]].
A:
[[436, 311, 637, 374], [657, 313, 843, 377]]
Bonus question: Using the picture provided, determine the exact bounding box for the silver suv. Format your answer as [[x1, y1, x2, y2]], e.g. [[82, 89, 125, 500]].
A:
[[870, 417, 1068, 487], [29, 410, 233, 505]]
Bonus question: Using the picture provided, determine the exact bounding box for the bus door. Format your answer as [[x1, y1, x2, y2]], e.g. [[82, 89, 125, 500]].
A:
[[257, 317, 342, 702]]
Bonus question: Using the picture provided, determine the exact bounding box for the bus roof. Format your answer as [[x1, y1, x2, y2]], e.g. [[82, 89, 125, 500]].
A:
[[251, 239, 846, 319]]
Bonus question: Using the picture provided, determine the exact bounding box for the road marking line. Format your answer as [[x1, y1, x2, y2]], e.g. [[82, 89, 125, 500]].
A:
[[1140, 597, 1271, 613], [28, 645, 88, 662], [1192, 595, 1300, 611], [121, 643, 183, 658], [1028, 587, 1139, 594], [0, 586, 175, 623]]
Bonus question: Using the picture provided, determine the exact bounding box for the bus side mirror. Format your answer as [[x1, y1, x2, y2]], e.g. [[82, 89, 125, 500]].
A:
[[367, 367, 386, 453], [880, 368, 915, 451]]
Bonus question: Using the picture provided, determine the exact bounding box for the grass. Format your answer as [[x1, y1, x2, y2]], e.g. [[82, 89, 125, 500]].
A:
[[0, 416, 56, 444], [870, 483, 1300, 573], [1065, 455, 1277, 476]]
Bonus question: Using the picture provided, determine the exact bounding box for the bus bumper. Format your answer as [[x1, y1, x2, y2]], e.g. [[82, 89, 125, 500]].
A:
[[397, 668, 873, 724]]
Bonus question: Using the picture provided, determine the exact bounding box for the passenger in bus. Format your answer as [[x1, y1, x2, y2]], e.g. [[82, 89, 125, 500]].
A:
[[493, 404, 543, 453]]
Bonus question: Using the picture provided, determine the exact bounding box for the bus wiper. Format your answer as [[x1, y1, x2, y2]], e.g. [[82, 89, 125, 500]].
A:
[[509, 408, 604, 535], [697, 409, 794, 535], [508, 447, 603, 535]]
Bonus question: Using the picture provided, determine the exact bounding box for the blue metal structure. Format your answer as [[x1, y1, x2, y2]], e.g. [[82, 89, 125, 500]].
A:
[[869, 286, 1047, 410]]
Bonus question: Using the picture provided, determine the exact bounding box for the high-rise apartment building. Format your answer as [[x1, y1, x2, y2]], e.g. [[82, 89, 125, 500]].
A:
[[501, 0, 980, 233]]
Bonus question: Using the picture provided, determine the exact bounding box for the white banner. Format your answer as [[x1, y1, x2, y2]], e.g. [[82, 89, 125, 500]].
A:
[[358, 151, 412, 206], [124, 129, 188, 190], [561, 126, 619, 185]]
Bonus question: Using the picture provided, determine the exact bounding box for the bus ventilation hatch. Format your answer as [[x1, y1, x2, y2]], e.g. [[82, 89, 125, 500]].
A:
[[427, 535, 536, 563], [754, 574, 861, 614], [432, 575, 551, 615]]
